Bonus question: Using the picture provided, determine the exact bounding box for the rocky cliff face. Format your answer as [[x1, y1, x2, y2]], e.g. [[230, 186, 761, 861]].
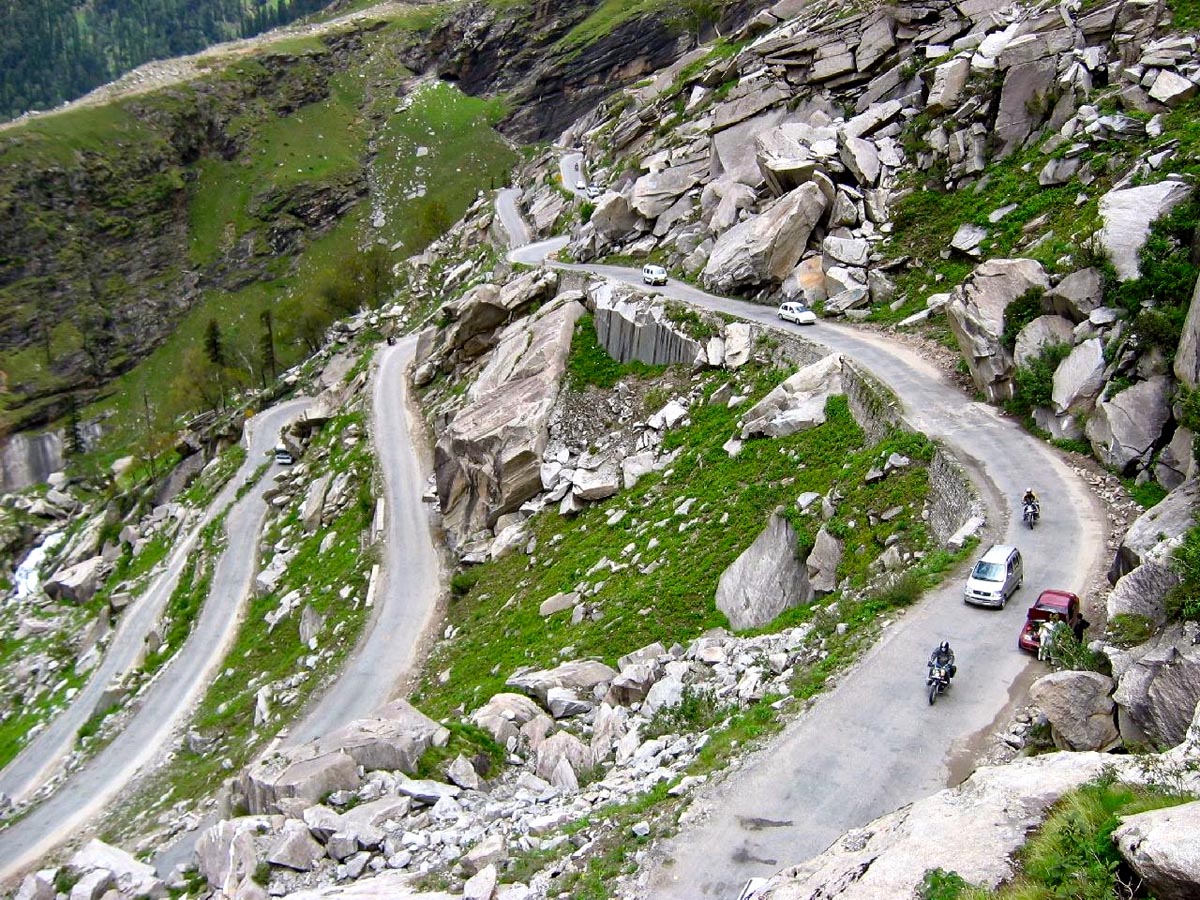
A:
[[405, 0, 764, 142], [544, 0, 1200, 491]]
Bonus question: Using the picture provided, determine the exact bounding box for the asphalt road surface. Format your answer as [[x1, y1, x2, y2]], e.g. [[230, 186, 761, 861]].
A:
[[496, 188, 531, 249], [283, 336, 440, 744], [0, 399, 311, 882], [151, 337, 442, 877], [510, 221, 1107, 897], [559, 151, 586, 195]]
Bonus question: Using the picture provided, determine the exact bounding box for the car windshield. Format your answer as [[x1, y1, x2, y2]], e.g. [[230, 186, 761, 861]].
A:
[[972, 561, 1004, 581]]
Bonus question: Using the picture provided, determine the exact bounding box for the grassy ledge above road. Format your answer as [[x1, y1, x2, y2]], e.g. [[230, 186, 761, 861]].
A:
[[920, 775, 1196, 900], [414, 357, 944, 720]]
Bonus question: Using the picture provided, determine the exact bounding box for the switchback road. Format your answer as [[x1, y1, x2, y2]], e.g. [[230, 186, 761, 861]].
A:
[[0, 399, 311, 881], [507, 216, 1107, 898]]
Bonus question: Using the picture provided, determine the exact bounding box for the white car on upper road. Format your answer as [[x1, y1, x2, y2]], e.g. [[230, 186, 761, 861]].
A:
[[778, 301, 817, 325], [642, 264, 668, 286]]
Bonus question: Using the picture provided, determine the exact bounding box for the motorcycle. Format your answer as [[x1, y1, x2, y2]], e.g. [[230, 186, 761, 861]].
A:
[[386, 334, 396, 346], [927, 664, 952, 705], [1022, 500, 1040, 529]]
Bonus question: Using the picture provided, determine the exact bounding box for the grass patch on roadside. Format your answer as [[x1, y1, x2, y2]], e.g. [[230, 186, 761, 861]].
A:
[[919, 776, 1195, 900], [414, 364, 939, 719], [140, 516, 226, 679], [567, 314, 665, 389]]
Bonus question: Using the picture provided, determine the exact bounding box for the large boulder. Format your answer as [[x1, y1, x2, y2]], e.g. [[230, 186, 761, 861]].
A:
[[993, 57, 1056, 158], [1113, 800, 1200, 900], [267, 820, 325, 871], [1013, 315, 1074, 368], [45, 555, 106, 603], [926, 56, 971, 111], [1085, 376, 1173, 474], [507, 660, 618, 707], [241, 750, 360, 816], [1111, 477, 1200, 580], [196, 817, 277, 893], [534, 731, 594, 787], [311, 700, 450, 774], [590, 192, 639, 243], [806, 527, 843, 594], [708, 180, 758, 233], [1028, 671, 1120, 751], [1113, 625, 1200, 747], [1046, 268, 1104, 322], [590, 280, 703, 367], [753, 752, 1132, 899], [702, 183, 829, 293], [68, 840, 165, 898], [435, 296, 586, 542], [1108, 560, 1179, 627], [740, 354, 845, 439], [439, 269, 559, 360], [1099, 180, 1193, 281], [1051, 338, 1105, 415], [754, 121, 837, 197], [715, 512, 813, 630], [1173, 274, 1200, 388], [946, 259, 1049, 403], [469, 693, 544, 747], [630, 162, 707, 219]]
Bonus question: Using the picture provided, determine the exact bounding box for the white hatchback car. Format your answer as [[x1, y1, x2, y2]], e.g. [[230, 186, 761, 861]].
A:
[[642, 264, 668, 286], [778, 301, 817, 325]]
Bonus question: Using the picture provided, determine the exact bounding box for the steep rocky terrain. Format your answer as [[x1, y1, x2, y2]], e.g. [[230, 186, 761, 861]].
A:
[[5, 1, 1200, 900]]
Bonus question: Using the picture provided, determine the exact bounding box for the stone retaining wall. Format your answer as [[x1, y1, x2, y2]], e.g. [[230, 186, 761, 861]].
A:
[[926, 448, 986, 546], [589, 282, 703, 366], [842, 358, 902, 446]]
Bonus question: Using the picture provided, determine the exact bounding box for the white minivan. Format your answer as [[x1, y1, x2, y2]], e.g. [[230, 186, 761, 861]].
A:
[[273, 443, 295, 465], [964, 544, 1023, 607], [642, 264, 668, 286]]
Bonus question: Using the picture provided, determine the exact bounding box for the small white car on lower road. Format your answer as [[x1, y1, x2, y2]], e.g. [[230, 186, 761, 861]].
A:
[[778, 300, 817, 325]]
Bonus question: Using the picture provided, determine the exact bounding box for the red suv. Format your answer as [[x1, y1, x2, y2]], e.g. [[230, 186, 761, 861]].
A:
[[1019, 589, 1086, 653]]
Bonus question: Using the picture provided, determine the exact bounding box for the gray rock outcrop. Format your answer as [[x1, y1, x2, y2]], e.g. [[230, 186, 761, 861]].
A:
[[753, 752, 1143, 899], [435, 295, 586, 543], [946, 259, 1049, 403], [590, 281, 702, 367], [1085, 375, 1173, 474], [1013, 315, 1073, 368], [1113, 800, 1200, 900], [715, 512, 813, 630], [740, 354, 844, 440], [45, 556, 106, 603], [1111, 477, 1199, 580], [310, 700, 450, 775], [1108, 560, 1179, 627], [1028, 671, 1119, 751], [702, 183, 828, 292], [1113, 625, 1200, 747], [1173, 274, 1200, 388], [1099, 180, 1193, 281]]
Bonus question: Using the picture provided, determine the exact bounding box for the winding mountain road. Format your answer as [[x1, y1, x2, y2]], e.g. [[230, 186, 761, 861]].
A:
[[0, 399, 311, 881], [284, 336, 440, 745], [152, 337, 442, 877], [505, 213, 1107, 897]]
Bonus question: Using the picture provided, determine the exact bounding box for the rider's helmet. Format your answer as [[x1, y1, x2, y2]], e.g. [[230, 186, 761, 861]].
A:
[[939, 641, 950, 655]]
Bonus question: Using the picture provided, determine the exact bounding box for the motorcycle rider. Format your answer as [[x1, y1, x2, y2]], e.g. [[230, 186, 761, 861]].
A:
[[927, 640, 956, 682], [1022, 487, 1040, 512]]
